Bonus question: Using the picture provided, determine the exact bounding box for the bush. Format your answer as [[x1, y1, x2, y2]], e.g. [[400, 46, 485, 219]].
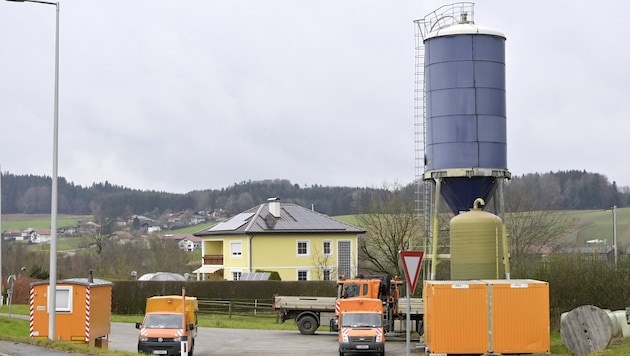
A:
[[512, 253, 630, 329], [111, 280, 336, 314]]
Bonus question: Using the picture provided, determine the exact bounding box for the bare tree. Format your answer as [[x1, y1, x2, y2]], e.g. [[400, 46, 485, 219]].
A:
[[311, 243, 337, 280], [357, 182, 421, 277], [505, 180, 576, 264]]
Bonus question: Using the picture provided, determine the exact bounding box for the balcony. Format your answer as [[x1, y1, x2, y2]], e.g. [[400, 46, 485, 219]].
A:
[[203, 254, 224, 265]]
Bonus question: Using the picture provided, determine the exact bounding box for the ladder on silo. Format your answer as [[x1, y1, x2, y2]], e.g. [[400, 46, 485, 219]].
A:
[[413, 19, 431, 255], [412, 3, 476, 279]]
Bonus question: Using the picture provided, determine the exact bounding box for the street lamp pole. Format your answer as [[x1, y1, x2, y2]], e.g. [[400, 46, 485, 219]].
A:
[[5, 0, 60, 341], [612, 205, 618, 267]]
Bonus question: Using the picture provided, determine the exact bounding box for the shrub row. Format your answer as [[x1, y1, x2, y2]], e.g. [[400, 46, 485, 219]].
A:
[[111, 280, 336, 314], [512, 253, 630, 328]]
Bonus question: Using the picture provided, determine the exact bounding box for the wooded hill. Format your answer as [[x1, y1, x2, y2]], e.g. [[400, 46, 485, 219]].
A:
[[0, 170, 628, 221]]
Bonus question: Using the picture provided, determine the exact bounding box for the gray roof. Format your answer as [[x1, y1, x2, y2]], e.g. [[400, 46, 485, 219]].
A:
[[138, 272, 187, 281], [561, 247, 614, 254], [194, 202, 365, 236], [30, 277, 113, 287]]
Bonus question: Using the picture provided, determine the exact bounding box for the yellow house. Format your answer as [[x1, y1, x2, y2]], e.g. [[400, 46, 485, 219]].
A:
[[192, 198, 365, 281]]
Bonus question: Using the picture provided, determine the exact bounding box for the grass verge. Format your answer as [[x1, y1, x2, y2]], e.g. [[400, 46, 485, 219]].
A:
[[3, 304, 630, 355]]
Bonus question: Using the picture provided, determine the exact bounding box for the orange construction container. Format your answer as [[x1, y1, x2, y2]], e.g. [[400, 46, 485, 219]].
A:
[[483, 279, 550, 354], [29, 276, 113, 347], [424, 280, 489, 354]]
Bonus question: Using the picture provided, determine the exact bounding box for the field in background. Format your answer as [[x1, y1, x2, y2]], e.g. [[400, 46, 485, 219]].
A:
[[338, 208, 630, 251], [1, 214, 92, 231], [2, 208, 629, 251]]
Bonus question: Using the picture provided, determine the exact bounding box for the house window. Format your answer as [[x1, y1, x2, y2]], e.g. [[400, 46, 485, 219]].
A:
[[51, 286, 73, 313], [231, 270, 242, 281], [297, 269, 310, 281], [297, 241, 310, 256], [323, 268, 334, 281], [323, 240, 333, 256], [230, 241, 242, 258]]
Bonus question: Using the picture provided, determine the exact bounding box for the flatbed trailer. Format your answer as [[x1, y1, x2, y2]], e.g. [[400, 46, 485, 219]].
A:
[[273, 295, 424, 335], [273, 296, 337, 334]]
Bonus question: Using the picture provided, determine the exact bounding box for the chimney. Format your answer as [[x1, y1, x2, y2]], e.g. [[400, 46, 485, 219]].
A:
[[88, 269, 94, 283], [268, 197, 281, 218]]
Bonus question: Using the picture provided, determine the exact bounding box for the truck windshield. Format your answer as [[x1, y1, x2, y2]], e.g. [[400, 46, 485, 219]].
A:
[[341, 313, 382, 327], [144, 314, 183, 329]]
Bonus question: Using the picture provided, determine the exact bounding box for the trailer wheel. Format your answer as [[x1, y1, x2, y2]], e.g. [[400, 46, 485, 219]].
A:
[[297, 315, 318, 335]]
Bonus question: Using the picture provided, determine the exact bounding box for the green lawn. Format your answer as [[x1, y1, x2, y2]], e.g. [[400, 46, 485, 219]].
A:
[[1, 214, 93, 231]]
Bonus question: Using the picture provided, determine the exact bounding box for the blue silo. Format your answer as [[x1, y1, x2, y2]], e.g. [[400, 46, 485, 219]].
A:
[[414, 4, 513, 280], [422, 10, 509, 214]]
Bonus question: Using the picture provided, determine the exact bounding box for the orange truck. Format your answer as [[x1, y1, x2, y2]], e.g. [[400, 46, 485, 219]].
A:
[[337, 297, 385, 356], [135, 294, 199, 356], [274, 275, 423, 335]]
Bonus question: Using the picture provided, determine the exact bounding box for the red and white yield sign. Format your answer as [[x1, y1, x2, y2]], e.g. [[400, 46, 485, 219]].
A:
[[400, 251, 424, 294]]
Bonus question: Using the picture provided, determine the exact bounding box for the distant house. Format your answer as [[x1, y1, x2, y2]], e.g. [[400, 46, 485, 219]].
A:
[[193, 198, 365, 281], [147, 226, 161, 233], [163, 234, 202, 252], [130, 215, 154, 229], [2, 230, 21, 241], [110, 231, 134, 241], [561, 246, 615, 262], [189, 215, 206, 225], [21, 228, 50, 244]]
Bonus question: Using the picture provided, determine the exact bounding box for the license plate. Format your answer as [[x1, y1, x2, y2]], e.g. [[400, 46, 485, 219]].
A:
[[152, 351, 167, 355], [356, 345, 369, 350]]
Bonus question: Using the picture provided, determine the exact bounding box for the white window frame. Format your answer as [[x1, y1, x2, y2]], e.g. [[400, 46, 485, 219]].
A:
[[322, 267, 334, 281], [297, 240, 310, 256], [231, 269, 243, 281], [297, 269, 310, 281], [49, 286, 73, 313], [323, 240, 333, 256], [230, 241, 242, 258]]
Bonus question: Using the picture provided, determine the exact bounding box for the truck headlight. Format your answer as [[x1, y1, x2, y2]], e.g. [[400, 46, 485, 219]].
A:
[[173, 337, 182, 342], [342, 333, 349, 343], [375, 333, 382, 343], [139, 337, 148, 342]]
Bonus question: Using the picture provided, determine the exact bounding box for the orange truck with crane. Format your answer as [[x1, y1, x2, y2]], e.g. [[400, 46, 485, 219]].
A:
[[136, 292, 198, 356], [337, 297, 386, 356], [273, 275, 424, 335]]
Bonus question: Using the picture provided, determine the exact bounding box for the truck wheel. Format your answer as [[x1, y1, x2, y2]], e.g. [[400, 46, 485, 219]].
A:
[[339, 351, 344, 356], [416, 319, 424, 336], [297, 315, 318, 335]]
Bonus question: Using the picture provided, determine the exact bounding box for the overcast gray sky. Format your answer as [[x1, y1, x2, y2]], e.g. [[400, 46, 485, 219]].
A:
[[1, 1, 628, 194]]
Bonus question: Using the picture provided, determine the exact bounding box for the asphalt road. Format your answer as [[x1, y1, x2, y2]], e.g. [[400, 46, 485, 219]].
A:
[[0, 320, 425, 356], [110, 322, 425, 355]]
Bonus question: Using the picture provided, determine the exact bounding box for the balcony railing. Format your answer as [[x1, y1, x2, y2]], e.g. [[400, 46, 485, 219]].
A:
[[203, 255, 224, 265]]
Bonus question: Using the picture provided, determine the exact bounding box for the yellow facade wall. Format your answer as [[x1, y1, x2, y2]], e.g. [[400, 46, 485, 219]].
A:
[[223, 236, 249, 270], [208, 233, 357, 281], [204, 240, 222, 255]]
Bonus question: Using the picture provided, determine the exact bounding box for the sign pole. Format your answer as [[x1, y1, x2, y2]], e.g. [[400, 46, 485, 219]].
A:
[[406, 282, 411, 356], [181, 287, 188, 356], [399, 251, 424, 356]]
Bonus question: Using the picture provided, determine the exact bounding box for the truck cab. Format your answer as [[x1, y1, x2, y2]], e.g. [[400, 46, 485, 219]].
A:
[[136, 295, 198, 356], [332, 275, 401, 333], [338, 298, 385, 356]]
